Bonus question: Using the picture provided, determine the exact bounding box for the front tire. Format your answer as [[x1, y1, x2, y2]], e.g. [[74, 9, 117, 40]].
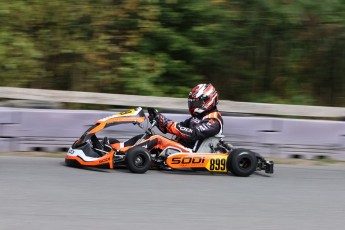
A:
[[126, 146, 151, 173], [228, 148, 257, 177], [65, 158, 81, 168]]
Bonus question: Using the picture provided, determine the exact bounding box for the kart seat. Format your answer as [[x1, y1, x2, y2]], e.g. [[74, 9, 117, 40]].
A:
[[194, 135, 225, 153]]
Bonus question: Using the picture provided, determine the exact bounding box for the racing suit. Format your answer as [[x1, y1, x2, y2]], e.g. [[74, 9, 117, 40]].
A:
[[163, 107, 223, 151], [114, 107, 223, 153]]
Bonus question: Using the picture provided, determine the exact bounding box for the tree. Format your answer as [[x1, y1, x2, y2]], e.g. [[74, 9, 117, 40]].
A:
[[1, 0, 344, 106]]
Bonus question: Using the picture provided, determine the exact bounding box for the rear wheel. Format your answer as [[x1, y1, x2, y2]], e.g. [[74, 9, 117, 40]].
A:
[[228, 148, 257, 177], [126, 146, 151, 173]]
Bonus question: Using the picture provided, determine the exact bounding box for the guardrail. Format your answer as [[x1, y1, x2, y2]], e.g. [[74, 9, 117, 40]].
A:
[[1, 107, 345, 160], [1, 87, 345, 118]]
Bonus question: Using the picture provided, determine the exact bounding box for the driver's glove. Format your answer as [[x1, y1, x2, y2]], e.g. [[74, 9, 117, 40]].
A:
[[148, 113, 155, 123], [154, 113, 170, 134], [148, 107, 157, 123]]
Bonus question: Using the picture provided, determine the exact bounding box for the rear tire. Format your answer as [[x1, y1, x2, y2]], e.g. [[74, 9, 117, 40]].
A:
[[228, 148, 257, 177], [126, 146, 151, 173]]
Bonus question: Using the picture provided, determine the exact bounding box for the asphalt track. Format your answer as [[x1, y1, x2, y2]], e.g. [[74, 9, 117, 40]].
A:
[[0, 156, 345, 230]]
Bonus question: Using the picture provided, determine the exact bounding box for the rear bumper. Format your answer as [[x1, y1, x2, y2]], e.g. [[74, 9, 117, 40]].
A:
[[257, 158, 274, 174]]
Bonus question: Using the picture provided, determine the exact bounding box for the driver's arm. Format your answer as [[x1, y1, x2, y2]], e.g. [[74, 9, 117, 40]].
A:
[[167, 118, 221, 141]]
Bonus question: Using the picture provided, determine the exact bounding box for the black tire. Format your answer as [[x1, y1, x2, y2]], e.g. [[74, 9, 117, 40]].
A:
[[65, 158, 81, 168], [228, 148, 257, 177], [126, 146, 151, 173]]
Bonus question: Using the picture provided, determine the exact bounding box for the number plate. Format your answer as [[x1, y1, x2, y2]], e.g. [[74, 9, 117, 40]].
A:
[[116, 109, 136, 116], [205, 155, 227, 172]]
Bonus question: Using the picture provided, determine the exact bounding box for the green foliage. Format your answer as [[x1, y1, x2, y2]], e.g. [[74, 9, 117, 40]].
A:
[[0, 0, 344, 106]]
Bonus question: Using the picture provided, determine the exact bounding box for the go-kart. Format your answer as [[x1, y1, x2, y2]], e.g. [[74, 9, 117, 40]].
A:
[[65, 107, 274, 177]]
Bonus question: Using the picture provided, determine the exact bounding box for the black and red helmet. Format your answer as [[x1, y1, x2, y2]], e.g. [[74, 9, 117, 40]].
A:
[[188, 83, 218, 116]]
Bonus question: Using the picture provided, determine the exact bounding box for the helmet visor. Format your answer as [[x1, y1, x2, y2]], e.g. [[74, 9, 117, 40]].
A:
[[188, 98, 204, 108]]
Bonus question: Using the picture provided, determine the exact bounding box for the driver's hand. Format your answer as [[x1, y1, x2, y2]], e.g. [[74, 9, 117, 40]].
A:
[[148, 114, 154, 122], [155, 113, 169, 133], [148, 107, 157, 122]]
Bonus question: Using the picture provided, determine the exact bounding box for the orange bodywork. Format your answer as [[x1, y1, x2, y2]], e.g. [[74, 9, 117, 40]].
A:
[[87, 116, 145, 135], [166, 153, 228, 172], [66, 108, 147, 169], [65, 150, 115, 169], [115, 134, 190, 153]]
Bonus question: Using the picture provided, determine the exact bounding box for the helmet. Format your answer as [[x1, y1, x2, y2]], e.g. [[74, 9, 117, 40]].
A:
[[188, 83, 218, 116]]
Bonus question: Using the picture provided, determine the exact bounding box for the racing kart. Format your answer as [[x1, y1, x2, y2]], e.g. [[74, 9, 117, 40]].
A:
[[65, 107, 274, 177]]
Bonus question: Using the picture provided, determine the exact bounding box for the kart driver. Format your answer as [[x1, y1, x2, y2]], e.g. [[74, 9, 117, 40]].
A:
[[99, 83, 223, 154], [110, 83, 223, 155], [149, 83, 223, 152]]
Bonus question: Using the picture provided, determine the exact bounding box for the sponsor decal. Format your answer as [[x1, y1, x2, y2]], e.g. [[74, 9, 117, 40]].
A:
[[116, 109, 136, 116], [205, 156, 227, 172], [191, 117, 201, 123], [179, 126, 193, 133], [198, 124, 210, 131], [167, 154, 228, 172], [171, 156, 206, 166], [99, 109, 137, 122], [99, 157, 110, 164]]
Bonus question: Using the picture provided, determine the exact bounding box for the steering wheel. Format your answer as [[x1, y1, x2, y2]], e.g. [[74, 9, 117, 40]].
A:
[[147, 107, 159, 135]]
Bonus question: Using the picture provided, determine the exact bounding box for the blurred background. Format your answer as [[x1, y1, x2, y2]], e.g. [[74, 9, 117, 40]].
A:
[[0, 0, 344, 108]]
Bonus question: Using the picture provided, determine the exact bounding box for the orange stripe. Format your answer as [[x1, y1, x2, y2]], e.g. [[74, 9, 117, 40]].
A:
[[120, 135, 189, 153], [87, 116, 145, 135]]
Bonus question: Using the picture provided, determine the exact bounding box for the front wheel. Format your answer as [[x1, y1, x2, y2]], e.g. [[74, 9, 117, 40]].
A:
[[228, 148, 257, 177], [126, 146, 151, 173]]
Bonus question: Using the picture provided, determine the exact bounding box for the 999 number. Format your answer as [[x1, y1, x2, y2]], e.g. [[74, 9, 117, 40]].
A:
[[209, 158, 226, 171]]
